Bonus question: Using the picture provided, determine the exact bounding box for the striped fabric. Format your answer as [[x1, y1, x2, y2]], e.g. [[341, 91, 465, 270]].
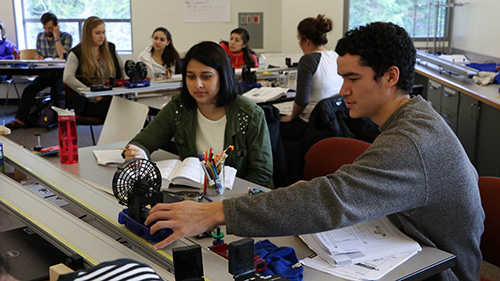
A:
[[58, 258, 163, 281]]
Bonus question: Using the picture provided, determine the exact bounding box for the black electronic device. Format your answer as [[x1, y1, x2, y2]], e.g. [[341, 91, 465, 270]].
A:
[[173, 245, 204, 281], [112, 158, 176, 241], [90, 85, 113, 92], [124, 60, 150, 88], [228, 238, 290, 281], [241, 65, 256, 84], [228, 238, 255, 276], [285, 57, 298, 68]]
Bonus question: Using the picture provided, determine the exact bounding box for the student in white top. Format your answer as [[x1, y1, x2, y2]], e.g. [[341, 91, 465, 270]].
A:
[[280, 15, 343, 140], [138, 27, 182, 81]]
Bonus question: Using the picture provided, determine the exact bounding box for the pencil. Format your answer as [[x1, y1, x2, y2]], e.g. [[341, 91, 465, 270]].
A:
[[117, 148, 137, 151]]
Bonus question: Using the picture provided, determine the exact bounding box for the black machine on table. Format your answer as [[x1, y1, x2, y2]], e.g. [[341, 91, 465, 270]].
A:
[[112, 158, 174, 242], [124, 60, 150, 88]]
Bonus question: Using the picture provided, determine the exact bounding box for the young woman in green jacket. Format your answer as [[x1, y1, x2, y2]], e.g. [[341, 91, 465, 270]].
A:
[[126, 41, 273, 187]]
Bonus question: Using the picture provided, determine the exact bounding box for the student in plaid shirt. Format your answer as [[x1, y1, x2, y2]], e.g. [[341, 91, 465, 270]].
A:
[[6, 12, 72, 129]]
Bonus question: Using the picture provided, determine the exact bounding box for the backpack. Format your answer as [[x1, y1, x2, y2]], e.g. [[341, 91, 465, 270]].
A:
[[28, 96, 60, 128]]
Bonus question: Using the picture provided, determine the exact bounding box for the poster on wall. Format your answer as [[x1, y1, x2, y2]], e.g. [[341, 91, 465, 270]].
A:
[[184, 0, 230, 22]]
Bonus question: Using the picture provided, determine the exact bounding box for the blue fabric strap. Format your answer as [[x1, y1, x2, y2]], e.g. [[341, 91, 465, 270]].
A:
[[254, 239, 304, 281]]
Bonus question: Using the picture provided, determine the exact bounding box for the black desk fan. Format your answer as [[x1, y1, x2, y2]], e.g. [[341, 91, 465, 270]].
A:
[[124, 60, 150, 88], [112, 158, 174, 241]]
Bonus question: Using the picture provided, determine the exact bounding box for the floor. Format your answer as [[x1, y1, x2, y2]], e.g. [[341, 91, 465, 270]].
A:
[[1, 104, 102, 150]]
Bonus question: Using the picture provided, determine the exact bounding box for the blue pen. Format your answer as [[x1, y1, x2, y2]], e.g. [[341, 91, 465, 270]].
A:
[[211, 163, 223, 190], [201, 194, 213, 202]]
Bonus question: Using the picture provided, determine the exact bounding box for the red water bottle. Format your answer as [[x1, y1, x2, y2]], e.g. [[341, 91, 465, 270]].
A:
[[52, 107, 78, 164]]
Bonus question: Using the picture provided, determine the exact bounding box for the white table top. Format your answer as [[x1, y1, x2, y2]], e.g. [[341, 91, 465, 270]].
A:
[[77, 79, 182, 98]]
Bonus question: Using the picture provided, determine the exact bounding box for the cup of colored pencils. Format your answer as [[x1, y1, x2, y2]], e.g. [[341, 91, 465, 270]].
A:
[[198, 145, 233, 196]]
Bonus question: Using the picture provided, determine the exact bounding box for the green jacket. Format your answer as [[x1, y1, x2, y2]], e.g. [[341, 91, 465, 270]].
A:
[[129, 94, 273, 187]]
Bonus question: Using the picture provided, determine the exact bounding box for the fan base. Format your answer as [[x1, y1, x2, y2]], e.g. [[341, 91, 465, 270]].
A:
[[118, 208, 173, 243]]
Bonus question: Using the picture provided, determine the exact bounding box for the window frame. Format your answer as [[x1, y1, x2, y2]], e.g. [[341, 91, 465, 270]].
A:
[[13, 0, 133, 54], [343, 0, 454, 52]]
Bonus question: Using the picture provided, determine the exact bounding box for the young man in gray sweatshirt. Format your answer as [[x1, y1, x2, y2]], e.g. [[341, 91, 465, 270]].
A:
[[145, 22, 484, 281]]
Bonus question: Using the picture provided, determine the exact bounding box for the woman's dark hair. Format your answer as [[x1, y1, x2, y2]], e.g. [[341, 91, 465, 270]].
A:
[[180, 41, 241, 108], [150, 27, 182, 74], [0, 21, 6, 40], [297, 14, 332, 46], [230, 28, 256, 67], [41, 12, 58, 25]]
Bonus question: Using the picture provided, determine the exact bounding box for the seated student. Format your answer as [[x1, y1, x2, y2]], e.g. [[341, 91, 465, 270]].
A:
[[0, 21, 17, 82], [63, 16, 124, 120], [220, 28, 258, 68], [0, 21, 16, 60], [280, 15, 343, 140], [138, 27, 182, 81], [6, 13, 72, 129], [126, 41, 273, 187], [143, 22, 484, 281]]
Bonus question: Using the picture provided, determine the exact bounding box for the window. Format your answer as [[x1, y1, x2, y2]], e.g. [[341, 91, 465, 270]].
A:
[[345, 0, 450, 40], [13, 0, 132, 53]]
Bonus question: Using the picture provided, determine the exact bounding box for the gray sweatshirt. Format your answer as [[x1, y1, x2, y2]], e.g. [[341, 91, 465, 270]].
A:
[[223, 95, 484, 281]]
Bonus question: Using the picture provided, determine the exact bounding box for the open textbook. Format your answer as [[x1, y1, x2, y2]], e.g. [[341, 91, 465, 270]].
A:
[[243, 87, 295, 103], [155, 157, 237, 190], [299, 216, 421, 280]]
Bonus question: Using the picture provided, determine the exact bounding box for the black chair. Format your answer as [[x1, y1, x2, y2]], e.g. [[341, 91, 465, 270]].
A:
[[261, 104, 288, 188], [412, 84, 424, 96], [2, 75, 20, 115], [63, 84, 104, 145]]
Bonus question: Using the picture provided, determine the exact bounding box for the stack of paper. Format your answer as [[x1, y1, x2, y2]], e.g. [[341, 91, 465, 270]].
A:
[[299, 216, 421, 280]]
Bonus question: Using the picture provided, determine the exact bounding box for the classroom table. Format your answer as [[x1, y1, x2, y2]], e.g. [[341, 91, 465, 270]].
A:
[[77, 79, 182, 98], [1, 136, 457, 281], [0, 59, 65, 76]]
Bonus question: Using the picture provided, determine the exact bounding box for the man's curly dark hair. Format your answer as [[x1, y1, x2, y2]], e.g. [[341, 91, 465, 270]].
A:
[[335, 22, 416, 94]]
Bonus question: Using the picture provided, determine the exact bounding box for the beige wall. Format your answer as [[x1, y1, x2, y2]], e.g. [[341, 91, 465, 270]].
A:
[[1, 0, 17, 46], [126, 0, 282, 60], [450, 0, 498, 59], [280, 0, 344, 54]]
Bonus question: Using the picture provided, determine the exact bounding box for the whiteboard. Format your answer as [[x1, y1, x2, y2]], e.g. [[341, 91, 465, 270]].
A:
[[184, 0, 230, 22]]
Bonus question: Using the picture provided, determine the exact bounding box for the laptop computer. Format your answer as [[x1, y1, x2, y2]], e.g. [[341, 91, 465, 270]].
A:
[[0, 226, 68, 281]]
